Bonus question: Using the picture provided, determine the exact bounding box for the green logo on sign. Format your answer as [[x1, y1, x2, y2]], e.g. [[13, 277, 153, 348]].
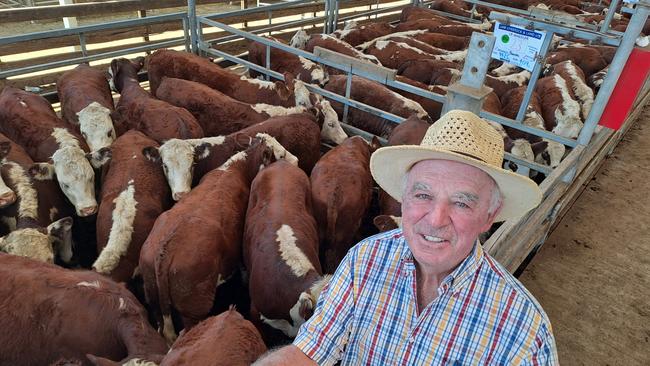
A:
[[501, 34, 510, 43]]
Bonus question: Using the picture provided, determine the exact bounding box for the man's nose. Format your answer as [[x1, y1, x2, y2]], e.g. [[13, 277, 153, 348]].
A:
[[425, 202, 452, 227]]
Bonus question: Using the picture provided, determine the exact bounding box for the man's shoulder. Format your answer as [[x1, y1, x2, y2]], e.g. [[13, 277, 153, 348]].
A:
[[480, 252, 552, 326]]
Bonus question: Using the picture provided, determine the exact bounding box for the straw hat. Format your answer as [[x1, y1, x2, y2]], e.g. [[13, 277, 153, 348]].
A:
[[370, 110, 542, 222]]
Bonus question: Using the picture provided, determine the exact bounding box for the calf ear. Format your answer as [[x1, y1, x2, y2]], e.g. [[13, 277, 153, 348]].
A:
[[193, 143, 211, 161], [373, 215, 401, 232], [503, 137, 514, 153], [28, 162, 55, 180], [370, 136, 382, 152], [531, 141, 548, 156], [0, 141, 11, 159], [142, 146, 161, 164], [47, 216, 73, 244], [87, 147, 112, 169], [233, 133, 253, 149]]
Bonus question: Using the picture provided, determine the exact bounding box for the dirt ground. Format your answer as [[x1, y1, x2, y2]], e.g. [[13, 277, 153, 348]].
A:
[[519, 105, 650, 365]]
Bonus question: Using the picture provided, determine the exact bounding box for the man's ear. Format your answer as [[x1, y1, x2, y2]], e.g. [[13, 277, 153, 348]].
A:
[[142, 146, 161, 164], [86, 147, 112, 169], [28, 162, 55, 180]]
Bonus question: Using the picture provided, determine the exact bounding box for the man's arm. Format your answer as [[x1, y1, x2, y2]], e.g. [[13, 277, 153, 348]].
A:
[[253, 345, 317, 366]]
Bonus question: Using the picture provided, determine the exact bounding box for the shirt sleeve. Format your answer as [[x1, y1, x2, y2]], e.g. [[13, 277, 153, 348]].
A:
[[525, 323, 559, 366], [293, 250, 356, 366]]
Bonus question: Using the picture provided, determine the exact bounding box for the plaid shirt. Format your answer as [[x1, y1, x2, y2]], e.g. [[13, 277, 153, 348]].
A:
[[294, 229, 558, 365]]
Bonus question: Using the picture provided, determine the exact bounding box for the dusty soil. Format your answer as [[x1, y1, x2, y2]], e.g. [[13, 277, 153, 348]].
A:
[[519, 105, 650, 365]]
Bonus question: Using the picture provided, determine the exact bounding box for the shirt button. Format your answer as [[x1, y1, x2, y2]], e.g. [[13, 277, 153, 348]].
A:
[[408, 337, 415, 344]]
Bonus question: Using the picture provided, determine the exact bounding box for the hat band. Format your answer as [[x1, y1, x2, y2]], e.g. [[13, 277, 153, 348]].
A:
[[449, 150, 492, 165]]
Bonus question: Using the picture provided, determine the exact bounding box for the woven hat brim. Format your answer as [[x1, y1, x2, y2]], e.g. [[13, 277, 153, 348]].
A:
[[370, 145, 543, 222]]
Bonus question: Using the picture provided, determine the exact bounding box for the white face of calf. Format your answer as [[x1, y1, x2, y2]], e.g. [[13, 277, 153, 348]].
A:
[[77, 102, 116, 152], [256, 133, 299, 166], [317, 99, 348, 144], [145, 139, 196, 201], [289, 29, 310, 49]]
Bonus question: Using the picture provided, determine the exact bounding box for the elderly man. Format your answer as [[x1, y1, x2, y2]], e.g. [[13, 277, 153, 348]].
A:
[[255, 110, 558, 365]]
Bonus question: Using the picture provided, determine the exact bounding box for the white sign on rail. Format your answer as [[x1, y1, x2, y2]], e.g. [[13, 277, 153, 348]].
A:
[[491, 22, 547, 72]]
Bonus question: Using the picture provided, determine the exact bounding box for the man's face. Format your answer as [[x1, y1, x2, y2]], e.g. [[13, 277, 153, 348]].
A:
[[402, 159, 500, 278]]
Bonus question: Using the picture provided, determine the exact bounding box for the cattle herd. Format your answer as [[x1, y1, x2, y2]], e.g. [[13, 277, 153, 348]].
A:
[[0, 0, 643, 364]]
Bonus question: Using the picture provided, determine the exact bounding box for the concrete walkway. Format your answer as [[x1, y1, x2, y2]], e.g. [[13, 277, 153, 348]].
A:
[[519, 107, 650, 365]]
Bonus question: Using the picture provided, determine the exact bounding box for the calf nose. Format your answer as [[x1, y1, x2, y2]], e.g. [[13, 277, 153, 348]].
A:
[[173, 191, 189, 201], [0, 191, 17, 208], [79, 205, 98, 217]]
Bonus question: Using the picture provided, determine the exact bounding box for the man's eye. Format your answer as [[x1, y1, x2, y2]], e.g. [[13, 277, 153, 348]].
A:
[[415, 193, 430, 200], [455, 202, 469, 209]]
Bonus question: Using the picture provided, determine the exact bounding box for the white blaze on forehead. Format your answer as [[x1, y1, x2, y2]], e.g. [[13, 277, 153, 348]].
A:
[[551, 74, 583, 139], [218, 150, 247, 171], [51, 146, 98, 214], [251, 103, 307, 117], [276, 224, 315, 277], [0, 228, 54, 263], [5, 162, 38, 219], [242, 75, 276, 90], [255, 133, 299, 166], [318, 99, 347, 144], [77, 280, 101, 288], [93, 183, 138, 274], [77, 102, 115, 152], [390, 90, 428, 119]]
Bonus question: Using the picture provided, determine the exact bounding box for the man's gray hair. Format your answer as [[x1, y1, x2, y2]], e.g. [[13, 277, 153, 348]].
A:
[[401, 166, 503, 215]]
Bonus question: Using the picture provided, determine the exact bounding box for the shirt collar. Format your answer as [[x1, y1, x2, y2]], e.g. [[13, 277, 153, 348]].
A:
[[399, 233, 484, 290]]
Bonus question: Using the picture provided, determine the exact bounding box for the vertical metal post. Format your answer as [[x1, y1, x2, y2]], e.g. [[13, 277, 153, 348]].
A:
[[268, 11, 273, 36], [333, 0, 339, 31], [514, 29, 555, 122], [182, 16, 191, 53], [188, 0, 199, 54], [265, 44, 271, 81], [324, 0, 331, 33], [78, 33, 88, 57], [442, 33, 495, 115], [343, 71, 353, 123], [600, 0, 621, 33]]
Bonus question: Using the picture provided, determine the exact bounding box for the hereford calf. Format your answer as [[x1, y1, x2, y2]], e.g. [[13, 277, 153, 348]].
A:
[[397, 59, 460, 85], [108, 57, 204, 143], [357, 29, 468, 52], [57, 63, 116, 151], [140, 136, 293, 343], [146, 49, 309, 107], [155, 77, 309, 136], [304, 33, 382, 72], [244, 159, 330, 338], [144, 50, 347, 143], [143, 114, 310, 201], [546, 46, 608, 78], [0, 254, 168, 366], [0, 87, 110, 217], [248, 36, 328, 86], [545, 60, 594, 120], [325, 74, 430, 138], [391, 76, 446, 121], [331, 21, 395, 46], [311, 136, 378, 273], [395, 18, 490, 35], [500, 87, 566, 168], [93, 131, 172, 283], [159, 308, 266, 366], [364, 40, 443, 70], [534, 74, 584, 139]]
